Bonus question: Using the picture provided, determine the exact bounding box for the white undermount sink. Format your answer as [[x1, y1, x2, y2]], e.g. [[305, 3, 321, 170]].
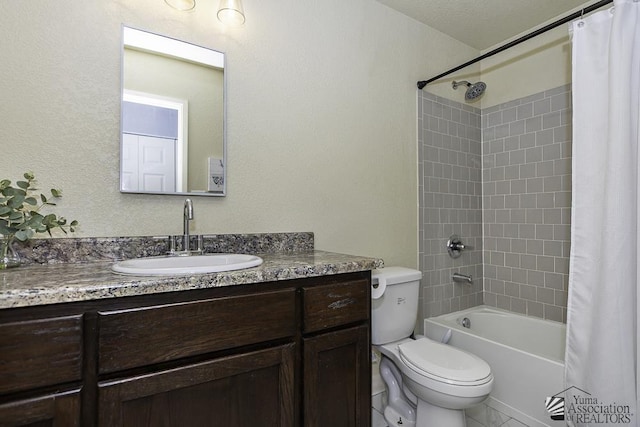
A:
[[111, 254, 263, 276]]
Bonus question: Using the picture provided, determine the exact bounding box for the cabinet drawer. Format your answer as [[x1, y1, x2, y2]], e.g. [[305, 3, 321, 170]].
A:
[[0, 315, 83, 394], [98, 288, 296, 373], [302, 279, 369, 333]]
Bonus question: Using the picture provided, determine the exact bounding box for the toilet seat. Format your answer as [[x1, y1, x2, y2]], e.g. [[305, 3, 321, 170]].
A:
[[378, 337, 494, 404], [398, 338, 492, 386]]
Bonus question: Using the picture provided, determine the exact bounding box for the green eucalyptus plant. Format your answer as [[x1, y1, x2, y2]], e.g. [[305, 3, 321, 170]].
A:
[[0, 172, 78, 242]]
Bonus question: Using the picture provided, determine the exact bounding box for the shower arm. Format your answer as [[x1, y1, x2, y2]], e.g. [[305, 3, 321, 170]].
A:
[[452, 80, 470, 90]]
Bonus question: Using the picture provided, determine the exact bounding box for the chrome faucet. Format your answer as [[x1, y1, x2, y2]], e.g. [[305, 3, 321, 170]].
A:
[[183, 198, 193, 251], [167, 199, 203, 256]]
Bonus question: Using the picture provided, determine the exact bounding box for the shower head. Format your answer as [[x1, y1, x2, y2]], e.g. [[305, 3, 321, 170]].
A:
[[452, 80, 486, 101]]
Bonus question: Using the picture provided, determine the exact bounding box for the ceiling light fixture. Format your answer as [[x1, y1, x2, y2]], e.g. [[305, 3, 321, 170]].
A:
[[217, 0, 245, 26], [164, 0, 196, 11]]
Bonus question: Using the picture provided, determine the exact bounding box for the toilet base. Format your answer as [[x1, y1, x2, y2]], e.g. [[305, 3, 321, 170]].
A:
[[379, 357, 417, 427], [416, 399, 466, 427], [384, 405, 417, 427]]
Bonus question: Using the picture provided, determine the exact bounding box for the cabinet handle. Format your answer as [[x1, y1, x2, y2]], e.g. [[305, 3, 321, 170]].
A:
[[328, 298, 356, 310]]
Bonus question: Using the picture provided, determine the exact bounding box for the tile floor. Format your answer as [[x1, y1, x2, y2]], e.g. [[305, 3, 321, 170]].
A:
[[465, 404, 528, 427], [371, 405, 387, 427], [372, 401, 529, 427]]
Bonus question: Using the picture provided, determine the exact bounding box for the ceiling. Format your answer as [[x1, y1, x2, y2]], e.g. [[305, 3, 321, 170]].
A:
[[376, 0, 597, 50]]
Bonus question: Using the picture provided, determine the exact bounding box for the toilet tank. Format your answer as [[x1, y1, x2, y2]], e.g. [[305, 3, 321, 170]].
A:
[[371, 267, 422, 345]]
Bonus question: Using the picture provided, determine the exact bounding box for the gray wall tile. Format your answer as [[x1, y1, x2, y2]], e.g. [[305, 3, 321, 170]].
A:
[[418, 92, 483, 325], [481, 85, 571, 322], [419, 84, 571, 325]]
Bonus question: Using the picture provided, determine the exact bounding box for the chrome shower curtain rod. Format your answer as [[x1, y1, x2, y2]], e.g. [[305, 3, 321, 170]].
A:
[[416, 0, 613, 89]]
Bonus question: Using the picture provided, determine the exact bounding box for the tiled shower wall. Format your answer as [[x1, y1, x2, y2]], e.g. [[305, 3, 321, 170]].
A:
[[418, 84, 572, 323], [482, 84, 571, 322], [418, 92, 484, 322]]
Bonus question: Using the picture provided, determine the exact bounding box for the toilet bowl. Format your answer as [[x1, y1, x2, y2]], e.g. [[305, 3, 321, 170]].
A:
[[371, 267, 493, 427], [382, 337, 493, 403]]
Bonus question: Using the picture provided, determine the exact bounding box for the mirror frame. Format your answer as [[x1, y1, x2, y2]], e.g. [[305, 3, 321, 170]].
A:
[[120, 25, 227, 197]]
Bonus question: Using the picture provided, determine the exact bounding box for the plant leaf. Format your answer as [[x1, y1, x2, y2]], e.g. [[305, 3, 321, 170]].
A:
[[15, 229, 30, 241], [0, 173, 76, 240], [5, 187, 26, 197], [42, 214, 57, 227], [7, 194, 25, 209], [0, 220, 14, 235], [21, 214, 43, 229], [8, 211, 23, 221]]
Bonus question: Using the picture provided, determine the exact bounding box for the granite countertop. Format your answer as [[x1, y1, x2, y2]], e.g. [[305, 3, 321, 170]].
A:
[[0, 250, 384, 309]]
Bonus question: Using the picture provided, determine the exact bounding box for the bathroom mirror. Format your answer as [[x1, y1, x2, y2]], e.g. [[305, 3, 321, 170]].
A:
[[120, 26, 226, 196]]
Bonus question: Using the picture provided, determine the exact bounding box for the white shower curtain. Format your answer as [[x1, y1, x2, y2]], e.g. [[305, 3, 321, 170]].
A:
[[565, 0, 640, 425]]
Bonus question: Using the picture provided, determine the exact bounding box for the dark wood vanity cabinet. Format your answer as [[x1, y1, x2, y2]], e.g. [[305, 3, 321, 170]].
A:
[[0, 271, 371, 427], [301, 280, 371, 427]]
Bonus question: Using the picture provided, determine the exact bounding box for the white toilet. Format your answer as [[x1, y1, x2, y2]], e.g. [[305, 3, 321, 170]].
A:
[[372, 267, 493, 427]]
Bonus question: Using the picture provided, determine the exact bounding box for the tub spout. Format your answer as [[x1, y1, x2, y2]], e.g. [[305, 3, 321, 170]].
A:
[[452, 272, 473, 284]]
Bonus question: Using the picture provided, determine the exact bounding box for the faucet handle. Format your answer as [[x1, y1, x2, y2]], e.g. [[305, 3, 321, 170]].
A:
[[446, 234, 470, 258], [167, 235, 177, 255]]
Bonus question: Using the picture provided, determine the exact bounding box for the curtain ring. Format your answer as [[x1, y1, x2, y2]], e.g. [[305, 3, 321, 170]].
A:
[[576, 7, 585, 27]]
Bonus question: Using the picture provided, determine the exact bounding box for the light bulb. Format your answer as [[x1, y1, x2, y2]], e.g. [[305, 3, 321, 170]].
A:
[[217, 0, 245, 26]]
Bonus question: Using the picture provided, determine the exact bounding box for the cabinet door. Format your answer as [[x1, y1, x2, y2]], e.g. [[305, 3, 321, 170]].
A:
[[303, 325, 370, 427], [98, 344, 295, 427], [0, 389, 81, 427]]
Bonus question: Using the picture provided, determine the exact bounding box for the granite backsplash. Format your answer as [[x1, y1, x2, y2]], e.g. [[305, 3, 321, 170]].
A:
[[11, 232, 315, 265]]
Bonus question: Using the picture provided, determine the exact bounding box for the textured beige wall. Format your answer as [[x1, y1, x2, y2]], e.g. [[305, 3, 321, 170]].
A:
[[0, 0, 477, 267], [479, 26, 572, 108], [421, 20, 573, 108]]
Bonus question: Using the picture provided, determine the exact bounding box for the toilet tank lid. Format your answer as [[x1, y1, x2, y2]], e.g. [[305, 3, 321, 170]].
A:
[[372, 267, 422, 286]]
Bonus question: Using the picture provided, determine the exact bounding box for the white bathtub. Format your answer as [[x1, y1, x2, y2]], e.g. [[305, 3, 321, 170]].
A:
[[424, 306, 566, 427]]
